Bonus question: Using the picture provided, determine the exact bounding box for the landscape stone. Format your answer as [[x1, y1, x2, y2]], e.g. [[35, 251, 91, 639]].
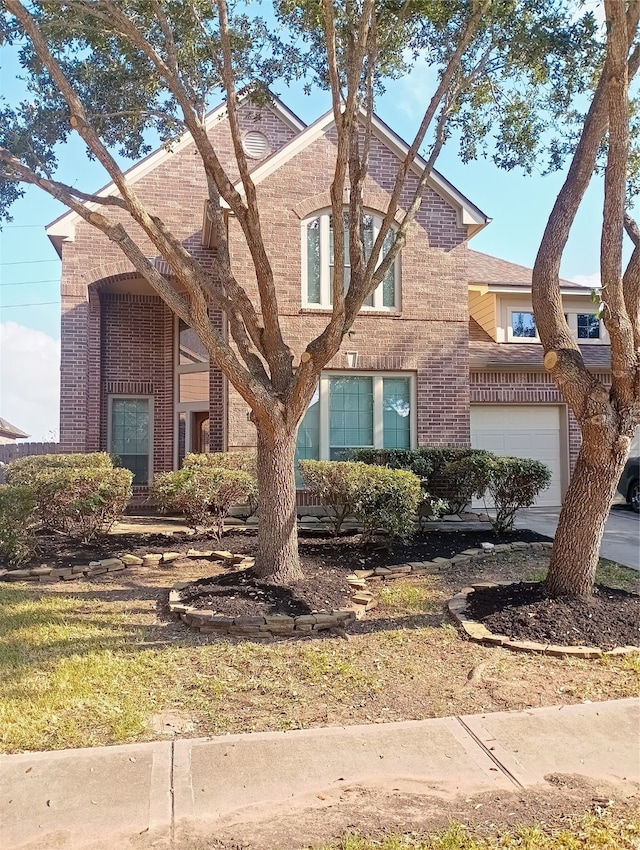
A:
[[121, 554, 144, 565], [161, 552, 182, 562], [442, 514, 462, 522], [99, 558, 124, 569]]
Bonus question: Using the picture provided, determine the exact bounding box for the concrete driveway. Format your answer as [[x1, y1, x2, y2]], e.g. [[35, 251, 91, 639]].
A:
[[516, 505, 639, 571]]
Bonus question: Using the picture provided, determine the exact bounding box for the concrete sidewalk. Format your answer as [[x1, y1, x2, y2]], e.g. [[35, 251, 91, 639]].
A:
[[1, 698, 638, 850]]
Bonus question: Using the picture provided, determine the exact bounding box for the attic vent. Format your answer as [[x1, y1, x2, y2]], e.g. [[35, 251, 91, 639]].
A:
[[242, 130, 269, 159]]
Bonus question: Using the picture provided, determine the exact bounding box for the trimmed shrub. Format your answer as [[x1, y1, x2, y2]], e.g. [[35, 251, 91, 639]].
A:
[[298, 460, 363, 534], [5, 453, 132, 542], [183, 451, 257, 477], [150, 466, 257, 539], [299, 459, 421, 540], [446, 454, 551, 534], [183, 452, 258, 514], [350, 447, 490, 516], [0, 484, 38, 565], [353, 465, 422, 541], [6, 452, 114, 485]]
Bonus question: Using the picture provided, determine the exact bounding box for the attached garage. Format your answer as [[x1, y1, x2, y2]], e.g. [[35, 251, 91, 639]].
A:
[[470, 405, 566, 507]]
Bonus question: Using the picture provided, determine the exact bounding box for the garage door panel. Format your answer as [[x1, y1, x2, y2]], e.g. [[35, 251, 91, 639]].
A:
[[470, 406, 563, 507]]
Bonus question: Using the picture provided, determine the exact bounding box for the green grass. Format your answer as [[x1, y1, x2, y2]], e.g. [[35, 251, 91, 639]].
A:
[[378, 579, 442, 614], [526, 557, 639, 592], [320, 808, 640, 849]]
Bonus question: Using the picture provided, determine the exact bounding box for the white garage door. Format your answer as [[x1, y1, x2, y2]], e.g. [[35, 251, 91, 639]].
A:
[[470, 405, 563, 507]]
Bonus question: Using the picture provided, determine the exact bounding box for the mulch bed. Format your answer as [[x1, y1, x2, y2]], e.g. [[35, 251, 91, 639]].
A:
[[6, 526, 639, 651], [466, 581, 639, 651]]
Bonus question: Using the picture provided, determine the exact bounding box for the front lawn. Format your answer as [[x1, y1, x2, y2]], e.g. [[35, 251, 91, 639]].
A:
[[0, 545, 638, 754]]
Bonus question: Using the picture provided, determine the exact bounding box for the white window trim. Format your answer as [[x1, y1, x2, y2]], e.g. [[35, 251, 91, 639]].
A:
[[301, 210, 401, 312], [107, 395, 154, 486], [507, 309, 538, 343], [315, 371, 416, 460], [565, 311, 608, 344]]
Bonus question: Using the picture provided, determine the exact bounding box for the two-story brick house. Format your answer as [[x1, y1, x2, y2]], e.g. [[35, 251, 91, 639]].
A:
[[46, 96, 610, 507]]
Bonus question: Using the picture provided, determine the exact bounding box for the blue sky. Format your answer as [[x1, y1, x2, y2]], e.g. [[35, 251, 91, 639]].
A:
[[0, 6, 616, 438]]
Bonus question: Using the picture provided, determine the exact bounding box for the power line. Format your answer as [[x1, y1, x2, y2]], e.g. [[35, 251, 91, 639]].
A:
[[0, 259, 60, 266], [0, 279, 60, 286], [0, 301, 60, 309], [0, 224, 49, 228]]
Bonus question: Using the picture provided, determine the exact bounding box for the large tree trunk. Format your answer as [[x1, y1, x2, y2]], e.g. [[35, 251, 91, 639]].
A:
[[544, 436, 629, 597], [254, 425, 303, 584]]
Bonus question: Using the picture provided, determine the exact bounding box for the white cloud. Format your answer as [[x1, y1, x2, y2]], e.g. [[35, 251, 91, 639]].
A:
[[570, 272, 600, 289], [0, 322, 60, 441]]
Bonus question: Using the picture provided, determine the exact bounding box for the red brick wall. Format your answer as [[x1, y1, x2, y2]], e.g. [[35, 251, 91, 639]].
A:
[[59, 102, 473, 468]]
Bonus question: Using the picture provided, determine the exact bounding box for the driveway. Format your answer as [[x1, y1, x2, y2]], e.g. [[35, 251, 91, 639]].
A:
[[516, 505, 639, 571]]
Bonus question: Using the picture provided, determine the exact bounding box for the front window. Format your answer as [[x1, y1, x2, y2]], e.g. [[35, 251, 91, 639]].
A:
[[295, 373, 413, 474], [110, 397, 151, 485], [303, 211, 399, 310], [511, 311, 537, 339], [577, 313, 600, 339]]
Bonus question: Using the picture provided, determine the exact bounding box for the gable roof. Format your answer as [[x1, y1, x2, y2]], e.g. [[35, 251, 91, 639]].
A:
[[46, 94, 306, 254], [467, 249, 587, 292], [237, 107, 489, 233], [0, 417, 30, 440]]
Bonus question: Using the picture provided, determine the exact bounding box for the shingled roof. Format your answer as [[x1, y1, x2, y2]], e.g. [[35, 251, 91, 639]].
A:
[[469, 341, 611, 370], [0, 417, 30, 440], [467, 249, 585, 290]]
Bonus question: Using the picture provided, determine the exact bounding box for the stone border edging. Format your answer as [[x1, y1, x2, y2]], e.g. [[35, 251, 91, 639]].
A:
[[447, 580, 640, 658], [0, 548, 253, 583], [167, 583, 355, 639]]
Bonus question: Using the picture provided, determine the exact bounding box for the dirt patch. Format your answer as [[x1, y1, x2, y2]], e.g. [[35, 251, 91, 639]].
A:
[[466, 581, 639, 651], [178, 778, 640, 850]]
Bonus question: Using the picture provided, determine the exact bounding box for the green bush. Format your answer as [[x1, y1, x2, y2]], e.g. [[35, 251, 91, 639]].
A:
[[183, 451, 257, 477], [183, 452, 258, 514], [299, 460, 421, 540], [446, 454, 551, 534], [350, 447, 490, 516], [5, 453, 132, 542], [6, 452, 114, 485], [150, 466, 257, 539], [353, 465, 422, 541], [0, 485, 38, 565], [298, 460, 363, 534]]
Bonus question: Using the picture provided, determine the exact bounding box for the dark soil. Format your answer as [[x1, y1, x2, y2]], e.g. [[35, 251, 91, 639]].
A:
[[175, 528, 548, 618], [466, 581, 640, 651], [8, 525, 639, 651]]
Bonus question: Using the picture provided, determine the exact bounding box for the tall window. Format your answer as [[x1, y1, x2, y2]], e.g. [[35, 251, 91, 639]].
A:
[[110, 398, 151, 485], [511, 311, 537, 338], [295, 373, 413, 474], [303, 211, 399, 309], [175, 318, 210, 467]]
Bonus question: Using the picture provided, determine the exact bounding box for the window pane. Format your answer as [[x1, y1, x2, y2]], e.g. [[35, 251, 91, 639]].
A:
[[179, 371, 209, 403], [177, 411, 186, 468], [329, 376, 373, 456], [383, 377, 410, 449], [512, 312, 536, 338], [577, 313, 600, 339], [382, 230, 395, 307], [179, 319, 208, 365], [306, 218, 321, 303], [111, 398, 149, 485]]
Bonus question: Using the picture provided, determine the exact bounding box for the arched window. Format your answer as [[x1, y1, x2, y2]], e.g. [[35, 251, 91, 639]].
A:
[[302, 211, 400, 310]]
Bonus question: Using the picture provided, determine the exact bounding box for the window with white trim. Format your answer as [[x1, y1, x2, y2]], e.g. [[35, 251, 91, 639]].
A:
[[510, 311, 537, 339], [109, 397, 152, 485], [303, 211, 400, 310], [295, 373, 414, 476]]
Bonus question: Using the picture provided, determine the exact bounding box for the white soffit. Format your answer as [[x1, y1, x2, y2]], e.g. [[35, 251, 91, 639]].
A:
[[46, 96, 306, 253]]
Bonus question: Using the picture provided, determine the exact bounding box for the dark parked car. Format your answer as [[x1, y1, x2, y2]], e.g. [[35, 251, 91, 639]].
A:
[[618, 455, 640, 513]]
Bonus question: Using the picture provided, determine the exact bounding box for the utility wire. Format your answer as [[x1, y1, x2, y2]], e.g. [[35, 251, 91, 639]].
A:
[[0, 279, 60, 286], [0, 259, 60, 266], [0, 301, 60, 309]]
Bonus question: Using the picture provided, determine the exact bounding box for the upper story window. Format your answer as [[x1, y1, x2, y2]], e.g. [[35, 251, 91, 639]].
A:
[[303, 211, 400, 310], [511, 311, 537, 339], [576, 312, 600, 340]]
